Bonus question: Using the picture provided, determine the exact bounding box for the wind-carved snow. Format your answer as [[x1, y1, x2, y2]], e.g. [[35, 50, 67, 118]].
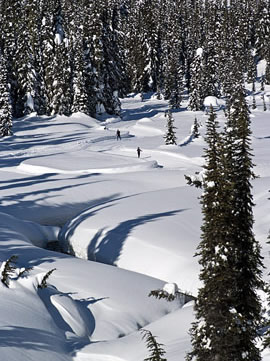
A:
[[0, 85, 269, 361]]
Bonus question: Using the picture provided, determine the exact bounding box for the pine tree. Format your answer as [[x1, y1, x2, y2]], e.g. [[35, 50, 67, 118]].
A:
[[265, 59, 270, 85], [68, 0, 89, 114], [1, 255, 18, 287], [262, 94, 267, 111], [187, 98, 263, 360], [162, 1, 185, 107], [0, 51, 12, 137], [188, 48, 205, 111], [225, 89, 263, 359], [38, 268, 56, 289], [192, 117, 200, 138], [255, 0, 270, 61], [201, 1, 221, 98], [50, 0, 72, 116], [164, 110, 177, 145], [141, 329, 167, 361]]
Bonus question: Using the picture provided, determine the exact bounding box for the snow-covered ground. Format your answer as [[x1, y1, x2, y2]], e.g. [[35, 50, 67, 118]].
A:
[[0, 89, 269, 360]]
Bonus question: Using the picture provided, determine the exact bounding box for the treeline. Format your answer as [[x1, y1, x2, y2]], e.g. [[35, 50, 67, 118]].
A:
[[0, 0, 269, 135]]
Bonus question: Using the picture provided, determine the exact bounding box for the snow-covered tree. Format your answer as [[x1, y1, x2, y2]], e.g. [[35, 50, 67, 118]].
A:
[[164, 110, 177, 145], [192, 117, 200, 138], [187, 98, 263, 360], [0, 52, 12, 136], [188, 48, 204, 111]]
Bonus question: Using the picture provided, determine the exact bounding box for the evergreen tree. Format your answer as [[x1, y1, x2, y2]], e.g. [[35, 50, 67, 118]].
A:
[[201, 1, 221, 98], [141, 329, 167, 361], [255, 0, 270, 61], [265, 59, 270, 85], [50, 0, 72, 116], [188, 48, 205, 111], [0, 52, 12, 136], [164, 110, 177, 145], [192, 117, 200, 138], [187, 98, 263, 360], [127, 0, 158, 93], [225, 89, 263, 359], [162, 1, 185, 107]]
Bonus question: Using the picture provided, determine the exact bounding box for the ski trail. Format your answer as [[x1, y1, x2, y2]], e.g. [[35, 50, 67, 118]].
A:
[[74, 353, 126, 361], [0, 132, 131, 159]]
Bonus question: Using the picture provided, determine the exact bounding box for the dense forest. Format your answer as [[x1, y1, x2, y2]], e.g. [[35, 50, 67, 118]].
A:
[[0, 0, 269, 136], [0, 1, 270, 360]]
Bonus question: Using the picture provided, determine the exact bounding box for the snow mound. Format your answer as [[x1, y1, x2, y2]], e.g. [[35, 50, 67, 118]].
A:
[[17, 151, 159, 175], [0, 212, 59, 248], [130, 122, 164, 137], [59, 187, 201, 294], [50, 294, 91, 339], [163, 282, 179, 295], [203, 96, 220, 107]]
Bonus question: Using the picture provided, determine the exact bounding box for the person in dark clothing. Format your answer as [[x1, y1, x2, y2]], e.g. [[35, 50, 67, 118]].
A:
[[116, 129, 121, 140], [137, 147, 142, 158]]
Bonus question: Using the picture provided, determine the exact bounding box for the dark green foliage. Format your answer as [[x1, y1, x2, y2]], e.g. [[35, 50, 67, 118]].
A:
[[141, 329, 167, 361], [0, 51, 12, 136], [184, 174, 202, 188], [1, 255, 18, 287], [263, 233, 270, 348], [148, 289, 176, 302], [1, 255, 33, 287], [38, 268, 56, 289], [187, 97, 263, 361], [192, 117, 200, 138], [188, 50, 204, 111], [17, 267, 33, 278], [252, 93, 257, 109], [164, 110, 177, 145], [0, 0, 268, 120], [265, 59, 270, 85], [262, 94, 267, 111]]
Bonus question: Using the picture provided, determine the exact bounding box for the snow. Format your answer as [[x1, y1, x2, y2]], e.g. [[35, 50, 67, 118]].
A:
[[203, 95, 220, 107], [196, 47, 203, 57], [163, 282, 179, 295], [0, 84, 269, 360]]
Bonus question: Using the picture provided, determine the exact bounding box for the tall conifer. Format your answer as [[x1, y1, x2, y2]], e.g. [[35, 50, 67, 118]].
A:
[[0, 52, 12, 136], [187, 96, 263, 360]]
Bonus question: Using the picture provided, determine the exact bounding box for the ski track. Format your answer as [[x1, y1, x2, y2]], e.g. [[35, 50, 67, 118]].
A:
[[0, 133, 131, 159], [75, 354, 126, 361]]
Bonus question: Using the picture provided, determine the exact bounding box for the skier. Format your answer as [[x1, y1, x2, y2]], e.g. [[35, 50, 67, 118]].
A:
[[137, 147, 142, 158], [116, 129, 121, 140]]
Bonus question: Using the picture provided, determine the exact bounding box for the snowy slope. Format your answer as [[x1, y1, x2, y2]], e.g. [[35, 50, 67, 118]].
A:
[[0, 87, 269, 360]]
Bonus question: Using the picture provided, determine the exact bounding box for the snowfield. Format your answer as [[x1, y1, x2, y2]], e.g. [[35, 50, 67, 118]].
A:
[[0, 91, 269, 360]]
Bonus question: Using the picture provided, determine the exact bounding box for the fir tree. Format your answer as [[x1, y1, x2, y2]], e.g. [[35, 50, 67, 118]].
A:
[[0, 51, 12, 137], [255, 0, 270, 61], [188, 48, 204, 111], [252, 93, 257, 110], [187, 99, 263, 361], [38, 268, 56, 289], [192, 117, 200, 138], [225, 89, 263, 360], [164, 110, 177, 145], [1, 255, 18, 287], [141, 329, 167, 361], [265, 59, 270, 85]]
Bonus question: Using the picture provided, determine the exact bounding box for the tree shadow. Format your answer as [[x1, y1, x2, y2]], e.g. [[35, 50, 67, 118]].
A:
[[60, 193, 140, 242], [37, 286, 108, 352], [0, 326, 67, 352], [91, 209, 186, 265], [0, 173, 107, 226]]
